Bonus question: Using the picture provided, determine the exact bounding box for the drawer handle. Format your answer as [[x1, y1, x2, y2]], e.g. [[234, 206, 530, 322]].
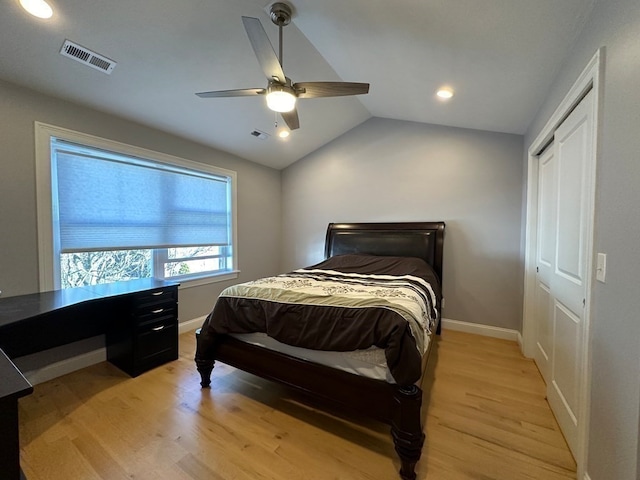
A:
[[151, 308, 164, 314], [152, 291, 164, 296], [151, 325, 165, 331]]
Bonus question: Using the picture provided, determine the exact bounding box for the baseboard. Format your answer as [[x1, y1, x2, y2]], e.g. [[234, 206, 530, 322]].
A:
[[441, 318, 520, 342], [22, 348, 107, 385], [179, 315, 206, 334]]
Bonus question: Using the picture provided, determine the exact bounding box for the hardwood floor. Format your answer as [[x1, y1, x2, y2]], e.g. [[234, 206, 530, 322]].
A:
[[18, 329, 576, 480]]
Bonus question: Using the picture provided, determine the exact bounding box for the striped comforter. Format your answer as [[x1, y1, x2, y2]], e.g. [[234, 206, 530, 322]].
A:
[[196, 254, 441, 385]]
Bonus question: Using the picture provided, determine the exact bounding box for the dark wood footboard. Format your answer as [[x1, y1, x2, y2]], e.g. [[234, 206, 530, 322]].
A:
[[194, 327, 438, 479]]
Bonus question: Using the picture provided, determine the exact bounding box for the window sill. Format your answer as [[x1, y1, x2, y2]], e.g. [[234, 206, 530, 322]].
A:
[[173, 270, 240, 289]]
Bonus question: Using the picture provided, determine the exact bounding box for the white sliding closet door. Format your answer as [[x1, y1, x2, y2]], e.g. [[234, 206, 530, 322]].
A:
[[533, 145, 555, 385], [534, 89, 595, 457]]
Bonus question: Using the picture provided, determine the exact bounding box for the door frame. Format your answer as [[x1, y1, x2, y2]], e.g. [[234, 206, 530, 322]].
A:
[[522, 48, 602, 479]]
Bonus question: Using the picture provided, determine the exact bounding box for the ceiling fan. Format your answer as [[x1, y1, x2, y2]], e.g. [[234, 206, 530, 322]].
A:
[[195, 2, 370, 132]]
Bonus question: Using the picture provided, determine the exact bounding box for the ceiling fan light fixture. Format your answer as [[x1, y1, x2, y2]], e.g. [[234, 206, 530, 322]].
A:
[[266, 85, 296, 112]]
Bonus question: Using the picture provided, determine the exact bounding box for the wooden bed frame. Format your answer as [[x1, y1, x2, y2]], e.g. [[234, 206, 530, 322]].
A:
[[195, 222, 445, 480]]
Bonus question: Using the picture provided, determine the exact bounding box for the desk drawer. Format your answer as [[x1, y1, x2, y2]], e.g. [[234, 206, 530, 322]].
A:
[[133, 287, 177, 311], [135, 307, 176, 329], [136, 323, 178, 364]]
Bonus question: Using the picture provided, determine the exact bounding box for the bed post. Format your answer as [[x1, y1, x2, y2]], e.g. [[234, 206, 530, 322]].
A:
[[194, 328, 215, 388], [391, 385, 425, 480]]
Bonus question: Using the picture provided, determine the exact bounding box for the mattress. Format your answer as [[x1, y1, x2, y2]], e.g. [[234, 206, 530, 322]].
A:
[[229, 331, 431, 383]]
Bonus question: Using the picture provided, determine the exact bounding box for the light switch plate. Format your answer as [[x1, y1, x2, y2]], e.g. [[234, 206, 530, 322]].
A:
[[596, 253, 607, 283]]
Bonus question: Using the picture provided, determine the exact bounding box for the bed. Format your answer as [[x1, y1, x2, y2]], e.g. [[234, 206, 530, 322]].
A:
[[195, 221, 445, 480]]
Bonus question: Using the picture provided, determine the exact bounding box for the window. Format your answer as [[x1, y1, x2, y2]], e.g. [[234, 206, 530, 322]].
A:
[[35, 123, 237, 290]]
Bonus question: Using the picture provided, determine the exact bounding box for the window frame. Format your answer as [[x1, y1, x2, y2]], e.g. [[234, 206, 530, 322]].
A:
[[153, 245, 232, 283], [35, 122, 238, 291]]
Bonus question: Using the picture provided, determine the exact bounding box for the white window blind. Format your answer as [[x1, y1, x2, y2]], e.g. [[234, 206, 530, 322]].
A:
[[52, 138, 231, 252]]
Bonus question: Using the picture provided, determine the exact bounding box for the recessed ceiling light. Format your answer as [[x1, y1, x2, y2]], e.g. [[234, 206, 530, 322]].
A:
[[277, 129, 290, 139], [436, 87, 454, 100], [20, 0, 53, 18]]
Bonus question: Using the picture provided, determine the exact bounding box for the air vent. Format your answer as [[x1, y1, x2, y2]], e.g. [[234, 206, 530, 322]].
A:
[[250, 129, 270, 140], [59, 40, 117, 74]]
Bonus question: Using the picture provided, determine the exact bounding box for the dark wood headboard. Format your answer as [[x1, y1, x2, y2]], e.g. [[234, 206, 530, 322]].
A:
[[324, 222, 445, 283]]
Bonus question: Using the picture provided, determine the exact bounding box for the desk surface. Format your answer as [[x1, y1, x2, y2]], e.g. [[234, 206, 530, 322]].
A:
[[0, 278, 177, 328]]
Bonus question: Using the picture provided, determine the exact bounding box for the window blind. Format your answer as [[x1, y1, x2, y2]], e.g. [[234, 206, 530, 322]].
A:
[[52, 139, 231, 252]]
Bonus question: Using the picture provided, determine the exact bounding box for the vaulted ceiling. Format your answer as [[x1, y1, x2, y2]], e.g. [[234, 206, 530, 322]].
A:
[[0, 0, 594, 169]]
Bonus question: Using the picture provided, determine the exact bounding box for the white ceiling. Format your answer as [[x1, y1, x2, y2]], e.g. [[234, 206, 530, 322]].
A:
[[0, 0, 594, 169]]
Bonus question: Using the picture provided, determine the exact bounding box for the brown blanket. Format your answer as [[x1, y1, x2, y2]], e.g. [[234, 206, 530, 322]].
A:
[[196, 254, 440, 385]]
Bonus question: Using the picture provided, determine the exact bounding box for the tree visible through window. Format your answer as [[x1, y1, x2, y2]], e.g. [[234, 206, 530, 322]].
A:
[[60, 249, 152, 289], [60, 245, 229, 289]]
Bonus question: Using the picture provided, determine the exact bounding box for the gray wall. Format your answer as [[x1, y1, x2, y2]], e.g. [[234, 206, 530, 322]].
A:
[[0, 79, 282, 323], [524, 0, 640, 478], [281, 117, 524, 330]]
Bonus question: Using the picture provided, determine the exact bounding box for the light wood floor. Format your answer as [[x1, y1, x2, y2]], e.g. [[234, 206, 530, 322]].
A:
[[19, 329, 576, 480]]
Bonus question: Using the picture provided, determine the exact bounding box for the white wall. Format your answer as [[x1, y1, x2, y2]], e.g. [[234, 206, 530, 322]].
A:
[[282, 117, 524, 330], [524, 0, 640, 477], [0, 78, 282, 322]]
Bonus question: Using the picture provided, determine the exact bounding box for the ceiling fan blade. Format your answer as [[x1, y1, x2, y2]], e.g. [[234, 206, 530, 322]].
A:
[[196, 88, 265, 98], [294, 82, 370, 99], [241, 16, 286, 83], [281, 108, 300, 130]]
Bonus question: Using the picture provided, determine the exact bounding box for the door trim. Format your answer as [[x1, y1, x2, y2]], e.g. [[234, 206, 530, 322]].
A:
[[522, 48, 602, 479]]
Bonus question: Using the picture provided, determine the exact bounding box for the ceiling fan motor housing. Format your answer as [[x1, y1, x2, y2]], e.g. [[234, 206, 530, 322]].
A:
[[269, 2, 292, 26]]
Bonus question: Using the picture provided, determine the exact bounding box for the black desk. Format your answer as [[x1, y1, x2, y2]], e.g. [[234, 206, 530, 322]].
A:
[[0, 279, 179, 479], [0, 349, 33, 480], [0, 279, 178, 359]]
